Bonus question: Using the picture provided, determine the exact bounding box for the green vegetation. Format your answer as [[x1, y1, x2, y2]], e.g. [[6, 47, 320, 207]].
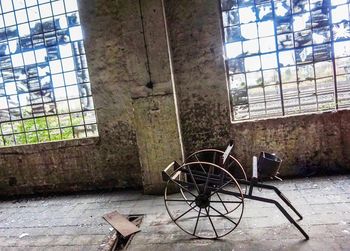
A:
[[0, 114, 85, 146]]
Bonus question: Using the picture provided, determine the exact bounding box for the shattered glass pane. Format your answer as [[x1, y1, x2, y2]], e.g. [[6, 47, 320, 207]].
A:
[[276, 20, 293, 34], [293, 12, 311, 31], [275, 0, 292, 17], [294, 30, 312, 47], [292, 0, 310, 13], [278, 33, 294, 49], [225, 26, 241, 43], [221, 0, 239, 10], [313, 27, 331, 44], [233, 105, 249, 119], [295, 46, 313, 64], [239, 6, 256, 23], [333, 21, 350, 41], [222, 10, 240, 27], [0, 0, 98, 146], [221, 0, 350, 120], [257, 3, 273, 21]]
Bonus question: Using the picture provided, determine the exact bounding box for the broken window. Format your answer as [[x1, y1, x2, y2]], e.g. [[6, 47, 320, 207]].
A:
[[0, 0, 98, 147], [221, 0, 350, 121]]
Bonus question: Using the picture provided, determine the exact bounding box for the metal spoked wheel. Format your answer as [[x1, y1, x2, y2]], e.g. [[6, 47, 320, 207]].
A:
[[164, 161, 244, 239], [180, 149, 247, 215]]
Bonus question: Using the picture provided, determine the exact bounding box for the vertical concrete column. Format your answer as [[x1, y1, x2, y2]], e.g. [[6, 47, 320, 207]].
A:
[[120, 0, 183, 194]]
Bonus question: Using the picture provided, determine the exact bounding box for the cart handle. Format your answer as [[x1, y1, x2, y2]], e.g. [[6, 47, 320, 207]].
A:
[[162, 161, 180, 182], [222, 140, 234, 164]]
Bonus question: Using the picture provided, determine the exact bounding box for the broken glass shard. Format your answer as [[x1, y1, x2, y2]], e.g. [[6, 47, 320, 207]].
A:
[[294, 30, 312, 47], [221, 0, 238, 11], [225, 26, 241, 43], [222, 10, 240, 27], [295, 46, 313, 64], [257, 3, 273, 21], [333, 21, 350, 41], [277, 33, 294, 49]]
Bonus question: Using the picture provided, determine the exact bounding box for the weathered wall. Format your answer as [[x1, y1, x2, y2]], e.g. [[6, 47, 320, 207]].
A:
[[0, 0, 183, 197], [1, 0, 349, 197], [0, 0, 145, 197], [119, 0, 183, 194], [165, 0, 350, 177]]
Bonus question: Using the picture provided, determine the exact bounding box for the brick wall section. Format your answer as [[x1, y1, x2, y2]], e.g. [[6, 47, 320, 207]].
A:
[[165, 0, 350, 177]]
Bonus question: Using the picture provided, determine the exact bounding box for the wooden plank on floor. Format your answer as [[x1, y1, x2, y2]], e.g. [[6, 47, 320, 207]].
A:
[[103, 211, 140, 237]]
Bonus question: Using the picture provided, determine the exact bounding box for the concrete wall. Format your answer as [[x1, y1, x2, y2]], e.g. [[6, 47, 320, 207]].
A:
[[165, 0, 350, 177], [120, 0, 183, 194], [0, 0, 143, 196], [0, 0, 183, 197], [1, 0, 349, 197]]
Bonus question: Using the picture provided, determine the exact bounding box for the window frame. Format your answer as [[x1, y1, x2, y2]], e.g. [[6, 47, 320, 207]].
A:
[[219, 0, 350, 123]]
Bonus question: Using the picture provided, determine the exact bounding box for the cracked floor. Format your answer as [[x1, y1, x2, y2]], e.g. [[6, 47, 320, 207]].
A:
[[0, 175, 349, 251]]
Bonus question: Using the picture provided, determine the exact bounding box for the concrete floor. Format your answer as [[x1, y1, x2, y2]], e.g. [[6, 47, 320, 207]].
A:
[[0, 175, 349, 251]]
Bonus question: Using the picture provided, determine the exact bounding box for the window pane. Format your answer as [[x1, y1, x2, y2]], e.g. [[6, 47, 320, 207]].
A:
[[0, 0, 98, 146], [221, 0, 350, 121]]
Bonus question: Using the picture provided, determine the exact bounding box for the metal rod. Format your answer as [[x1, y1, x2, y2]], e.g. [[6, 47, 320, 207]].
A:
[[174, 204, 197, 222], [205, 207, 218, 238]]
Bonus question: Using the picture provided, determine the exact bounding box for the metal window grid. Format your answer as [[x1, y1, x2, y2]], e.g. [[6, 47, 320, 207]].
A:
[[0, 0, 98, 147], [220, 0, 350, 121]]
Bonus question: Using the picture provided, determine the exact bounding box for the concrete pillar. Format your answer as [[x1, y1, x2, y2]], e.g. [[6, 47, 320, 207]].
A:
[[119, 0, 183, 194]]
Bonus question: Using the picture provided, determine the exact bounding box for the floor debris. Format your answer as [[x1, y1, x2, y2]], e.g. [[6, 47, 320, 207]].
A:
[[103, 211, 140, 238]]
